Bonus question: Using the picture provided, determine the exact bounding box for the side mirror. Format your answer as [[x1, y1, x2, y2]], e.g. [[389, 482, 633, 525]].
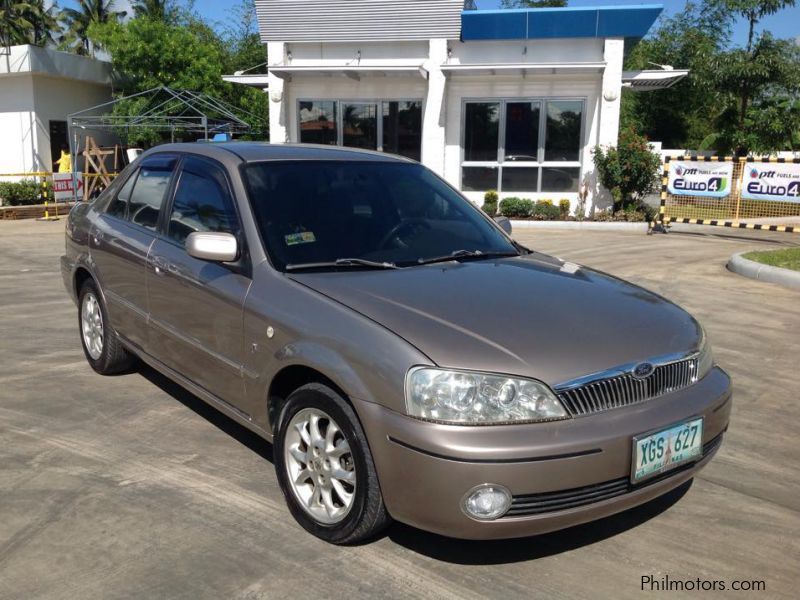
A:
[[185, 231, 239, 262], [494, 215, 512, 235]]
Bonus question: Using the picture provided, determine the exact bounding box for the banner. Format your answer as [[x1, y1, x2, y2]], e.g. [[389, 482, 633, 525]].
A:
[[52, 172, 83, 201], [741, 163, 800, 203], [667, 161, 733, 198]]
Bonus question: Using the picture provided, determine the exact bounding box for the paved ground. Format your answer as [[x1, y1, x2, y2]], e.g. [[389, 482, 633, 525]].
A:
[[1, 219, 799, 599]]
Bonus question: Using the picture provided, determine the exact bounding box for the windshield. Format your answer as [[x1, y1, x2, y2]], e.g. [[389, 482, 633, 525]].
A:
[[243, 161, 517, 271]]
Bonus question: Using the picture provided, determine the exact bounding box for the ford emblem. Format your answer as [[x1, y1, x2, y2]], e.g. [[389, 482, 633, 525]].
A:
[[632, 362, 655, 380]]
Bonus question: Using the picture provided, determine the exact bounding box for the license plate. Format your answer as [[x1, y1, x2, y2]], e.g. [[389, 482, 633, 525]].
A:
[[632, 418, 703, 483]]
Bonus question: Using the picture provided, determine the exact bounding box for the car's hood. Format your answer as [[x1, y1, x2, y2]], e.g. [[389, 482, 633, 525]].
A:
[[288, 253, 702, 386]]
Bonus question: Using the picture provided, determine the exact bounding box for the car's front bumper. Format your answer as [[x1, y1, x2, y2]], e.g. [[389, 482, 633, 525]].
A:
[[355, 366, 732, 540], [60, 254, 77, 304]]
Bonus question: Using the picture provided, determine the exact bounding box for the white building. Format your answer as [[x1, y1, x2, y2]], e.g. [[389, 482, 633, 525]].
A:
[[251, 0, 685, 212], [0, 45, 112, 178]]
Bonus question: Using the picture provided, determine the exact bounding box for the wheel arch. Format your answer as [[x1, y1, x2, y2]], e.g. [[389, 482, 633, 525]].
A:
[[267, 364, 352, 433]]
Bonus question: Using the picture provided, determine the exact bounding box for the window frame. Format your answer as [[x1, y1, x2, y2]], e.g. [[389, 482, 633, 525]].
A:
[[103, 153, 180, 231], [161, 154, 244, 246], [152, 153, 251, 277], [459, 97, 586, 193], [297, 98, 424, 158]]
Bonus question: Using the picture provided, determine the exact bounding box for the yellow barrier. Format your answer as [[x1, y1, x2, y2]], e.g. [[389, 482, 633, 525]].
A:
[[651, 156, 800, 234]]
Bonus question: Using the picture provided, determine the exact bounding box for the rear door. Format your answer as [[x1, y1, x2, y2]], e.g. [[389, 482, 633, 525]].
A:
[[146, 155, 251, 410], [89, 154, 179, 349]]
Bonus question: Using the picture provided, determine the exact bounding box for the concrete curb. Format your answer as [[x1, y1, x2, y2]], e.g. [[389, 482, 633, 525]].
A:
[[510, 220, 648, 232], [727, 252, 800, 290]]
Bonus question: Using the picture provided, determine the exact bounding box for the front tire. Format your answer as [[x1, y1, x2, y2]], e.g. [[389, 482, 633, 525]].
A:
[[78, 280, 134, 375], [274, 383, 390, 544]]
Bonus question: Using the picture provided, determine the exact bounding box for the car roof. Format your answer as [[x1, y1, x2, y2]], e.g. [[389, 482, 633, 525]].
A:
[[142, 142, 414, 165]]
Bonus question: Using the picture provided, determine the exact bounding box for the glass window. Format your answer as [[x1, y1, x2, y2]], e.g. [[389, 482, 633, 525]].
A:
[[464, 103, 499, 162], [106, 170, 137, 218], [541, 167, 581, 192], [168, 157, 240, 244], [342, 102, 378, 150], [545, 100, 582, 162], [244, 161, 517, 271], [299, 100, 337, 145], [461, 167, 499, 192], [504, 102, 540, 162], [383, 101, 422, 161], [502, 167, 540, 192], [128, 155, 178, 231]]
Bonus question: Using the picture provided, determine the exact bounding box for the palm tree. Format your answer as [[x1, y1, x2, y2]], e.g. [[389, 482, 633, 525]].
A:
[[28, 0, 61, 47], [0, 0, 38, 47], [60, 0, 126, 56], [132, 0, 168, 20]]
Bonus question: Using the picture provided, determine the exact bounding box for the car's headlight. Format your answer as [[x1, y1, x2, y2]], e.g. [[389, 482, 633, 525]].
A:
[[695, 330, 714, 381], [405, 367, 569, 425]]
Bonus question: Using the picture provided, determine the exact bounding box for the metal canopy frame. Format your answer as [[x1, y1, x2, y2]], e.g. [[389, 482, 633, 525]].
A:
[[68, 86, 262, 142]]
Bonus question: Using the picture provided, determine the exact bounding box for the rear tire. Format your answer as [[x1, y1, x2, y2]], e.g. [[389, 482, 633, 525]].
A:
[[274, 383, 390, 544], [78, 279, 135, 375]]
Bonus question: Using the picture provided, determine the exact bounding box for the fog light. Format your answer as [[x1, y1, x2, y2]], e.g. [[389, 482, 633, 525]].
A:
[[462, 484, 511, 521]]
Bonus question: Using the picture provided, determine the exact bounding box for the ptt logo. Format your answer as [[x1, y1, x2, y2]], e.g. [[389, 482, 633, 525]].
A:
[[751, 168, 776, 179], [674, 165, 698, 176]]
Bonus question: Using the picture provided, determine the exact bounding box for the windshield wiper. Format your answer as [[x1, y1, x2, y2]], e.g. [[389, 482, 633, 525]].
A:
[[412, 249, 520, 267], [286, 258, 399, 272]]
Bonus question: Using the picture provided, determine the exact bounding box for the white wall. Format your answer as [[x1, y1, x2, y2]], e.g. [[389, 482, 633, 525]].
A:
[[0, 75, 37, 179], [32, 75, 113, 172]]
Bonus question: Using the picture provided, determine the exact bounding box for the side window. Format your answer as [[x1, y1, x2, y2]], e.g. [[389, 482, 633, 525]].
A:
[[106, 170, 137, 218], [167, 157, 240, 245], [128, 154, 178, 231]]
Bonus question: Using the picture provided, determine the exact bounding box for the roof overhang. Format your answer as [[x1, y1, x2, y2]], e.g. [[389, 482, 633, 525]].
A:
[[622, 69, 689, 91], [441, 62, 606, 77], [222, 74, 269, 89], [461, 5, 663, 41], [268, 64, 429, 82]]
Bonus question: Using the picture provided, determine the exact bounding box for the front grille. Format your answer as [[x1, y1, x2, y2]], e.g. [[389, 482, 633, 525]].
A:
[[557, 356, 699, 417], [504, 433, 723, 518]]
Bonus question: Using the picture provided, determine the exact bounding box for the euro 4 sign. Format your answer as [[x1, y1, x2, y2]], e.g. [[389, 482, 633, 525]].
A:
[[667, 161, 733, 198], [52, 172, 83, 201], [741, 163, 800, 203]]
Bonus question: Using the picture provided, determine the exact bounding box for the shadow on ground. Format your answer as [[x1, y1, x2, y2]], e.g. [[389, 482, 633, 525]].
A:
[[140, 362, 691, 565]]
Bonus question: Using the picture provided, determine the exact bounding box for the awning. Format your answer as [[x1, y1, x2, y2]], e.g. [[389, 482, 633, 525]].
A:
[[222, 73, 269, 89], [440, 62, 606, 77], [621, 69, 689, 91], [268, 64, 429, 82]]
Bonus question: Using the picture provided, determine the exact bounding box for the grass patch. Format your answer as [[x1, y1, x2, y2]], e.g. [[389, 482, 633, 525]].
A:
[[743, 247, 800, 272]]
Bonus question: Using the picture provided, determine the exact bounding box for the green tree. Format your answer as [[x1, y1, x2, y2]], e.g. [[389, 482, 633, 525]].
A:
[[705, 0, 800, 154], [621, 2, 732, 148], [0, 0, 53, 47], [88, 6, 266, 145], [28, 0, 61, 46], [131, 0, 169, 20], [593, 128, 661, 212], [60, 0, 126, 56], [500, 0, 567, 7]]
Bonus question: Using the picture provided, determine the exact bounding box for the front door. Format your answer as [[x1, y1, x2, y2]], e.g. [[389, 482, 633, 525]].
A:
[[146, 156, 250, 410], [90, 154, 178, 349]]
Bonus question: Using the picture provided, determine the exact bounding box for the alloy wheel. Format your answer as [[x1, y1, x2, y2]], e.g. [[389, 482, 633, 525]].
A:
[[284, 407, 356, 524], [81, 292, 104, 360]]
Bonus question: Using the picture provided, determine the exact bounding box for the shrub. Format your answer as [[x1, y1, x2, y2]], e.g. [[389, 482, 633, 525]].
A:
[[0, 180, 42, 206], [592, 127, 661, 212], [558, 199, 571, 218], [481, 189, 499, 215], [537, 198, 554, 206], [531, 202, 561, 220], [499, 197, 534, 218]]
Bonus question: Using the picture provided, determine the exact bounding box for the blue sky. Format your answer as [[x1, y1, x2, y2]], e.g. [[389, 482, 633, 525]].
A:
[[63, 0, 800, 46]]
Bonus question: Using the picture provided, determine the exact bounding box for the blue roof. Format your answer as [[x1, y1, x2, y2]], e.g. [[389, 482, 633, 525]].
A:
[[461, 5, 663, 41]]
